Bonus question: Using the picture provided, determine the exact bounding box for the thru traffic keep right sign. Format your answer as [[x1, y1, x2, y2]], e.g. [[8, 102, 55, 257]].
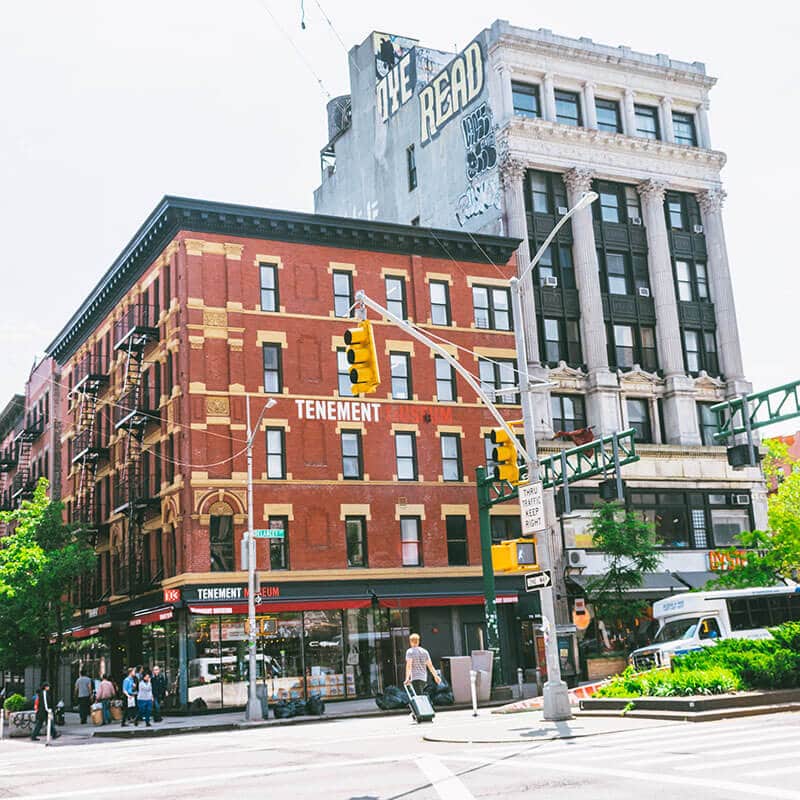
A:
[[519, 481, 546, 534]]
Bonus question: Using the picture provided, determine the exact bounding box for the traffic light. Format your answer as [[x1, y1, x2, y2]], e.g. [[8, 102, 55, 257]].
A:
[[344, 320, 381, 395], [491, 538, 538, 573], [491, 427, 520, 485]]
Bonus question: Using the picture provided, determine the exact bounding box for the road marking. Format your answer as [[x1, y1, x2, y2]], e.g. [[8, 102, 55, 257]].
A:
[[748, 763, 800, 777], [679, 745, 800, 772], [415, 756, 475, 800]]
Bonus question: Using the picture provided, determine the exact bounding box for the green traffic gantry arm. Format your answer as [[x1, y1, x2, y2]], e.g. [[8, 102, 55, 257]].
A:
[[712, 379, 800, 442]]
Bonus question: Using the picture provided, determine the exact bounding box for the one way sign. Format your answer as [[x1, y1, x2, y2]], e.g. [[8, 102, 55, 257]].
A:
[[524, 570, 552, 592]]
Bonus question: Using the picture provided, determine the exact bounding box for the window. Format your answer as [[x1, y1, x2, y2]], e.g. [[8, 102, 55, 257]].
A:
[[265, 428, 285, 479], [484, 434, 497, 474], [407, 144, 417, 191], [435, 356, 456, 402], [699, 618, 721, 640], [530, 171, 549, 213], [676, 260, 693, 302], [491, 515, 521, 543], [626, 398, 653, 443], [605, 252, 630, 294], [479, 358, 518, 404], [512, 82, 540, 118], [640, 327, 657, 372], [598, 184, 621, 223], [634, 104, 660, 139], [541, 318, 582, 367], [259, 263, 279, 312], [441, 433, 463, 481], [341, 430, 363, 479], [262, 344, 282, 393], [345, 516, 367, 567], [675, 260, 710, 303], [711, 509, 750, 548], [536, 244, 575, 289], [269, 516, 289, 569], [666, 193, 686, 230], [697, 403, 719, 447], [610, 325, 657, 372], [683, 330, 719, 376], [385, 275, 407, 320], [543, 318, 561, 363], [209, 514, 234, 572], [446, 515, 469, 566], [429, 281, 451, 325], [333, 270, 354, 318], [625, 186, 642, 222], [390, 352, 412, 399], [472, 286, 512, 331], [595, 98, 621, 133], [528, 170, 567, 215], [400, 516, 422, 566], [395, 432, 418, 480], [672, 112, 697, 146], [337, 348, 351, 396], [555, 89, 581, 126], [551, 394, 586, 432]]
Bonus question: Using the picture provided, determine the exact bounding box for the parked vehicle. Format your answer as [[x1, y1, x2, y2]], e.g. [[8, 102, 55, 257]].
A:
[[629, 584, 800, 671]]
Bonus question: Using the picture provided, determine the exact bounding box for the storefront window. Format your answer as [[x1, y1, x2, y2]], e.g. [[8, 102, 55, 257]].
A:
[[188, 616, 223, 709], [304, 610, 346, 699], [140, 621, 179, 706], [259, 613, 304, 701], [345, 608, 383, 697]]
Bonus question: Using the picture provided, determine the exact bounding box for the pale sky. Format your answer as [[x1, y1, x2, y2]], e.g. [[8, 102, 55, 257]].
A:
[[1, 1, 797, 433]]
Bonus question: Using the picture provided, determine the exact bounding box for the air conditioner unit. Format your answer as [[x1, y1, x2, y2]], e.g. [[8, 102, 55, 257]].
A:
[[568, 549, 588, 568], [630, 216, 642, 226], [734, 494, 751, 505], [557, 206, 569, 216], [542, 276, 559, 288], [638, 287, 651, 298], [693, 224, 704, 234]]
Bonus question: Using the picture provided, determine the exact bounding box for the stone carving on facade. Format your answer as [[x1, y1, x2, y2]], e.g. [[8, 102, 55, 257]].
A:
[[498, 154, 526, 189], [693, 370, 725, 399], [548, 360, 587, 391], [636, 178, 667, 203], [563, 167, 594, 195], [203, 309, 228, 328], [697, 188, 726, 213], [617, 365, 663, 395], [205, 396, 230, 417]]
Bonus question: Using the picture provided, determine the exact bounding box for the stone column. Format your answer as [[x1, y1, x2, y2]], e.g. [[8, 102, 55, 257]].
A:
[[637, 179, 701, 445], [500, 156, 552, 438], [623, 89, 637, 137], [563, 168, 619, 435], [583, 81, 597, 129], [697, 189, 747, 393], [697, 101, 712, 149], [660, 96, 675, 143], [495, 62, 514, 124], [542, 73, 557, 122]]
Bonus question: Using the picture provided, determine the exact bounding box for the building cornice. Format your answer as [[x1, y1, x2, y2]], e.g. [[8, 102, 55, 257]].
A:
[[46, 197, 521, 363]]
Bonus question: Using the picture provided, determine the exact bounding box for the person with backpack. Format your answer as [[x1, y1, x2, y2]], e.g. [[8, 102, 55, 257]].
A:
[[95, 674, 115, 725], [31, 681, 59, 741]]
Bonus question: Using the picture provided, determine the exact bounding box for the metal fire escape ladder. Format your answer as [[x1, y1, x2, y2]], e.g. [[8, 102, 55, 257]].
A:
[[73, 381, 101, 541]]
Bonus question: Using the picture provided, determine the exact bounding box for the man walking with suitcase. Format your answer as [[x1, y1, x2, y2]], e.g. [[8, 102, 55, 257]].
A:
[[404, 633, 441, 722]]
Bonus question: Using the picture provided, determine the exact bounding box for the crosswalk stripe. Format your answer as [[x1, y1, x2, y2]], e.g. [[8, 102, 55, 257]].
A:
[[748, 763, 800, 778], [680, 744, 800, 771], [415, 755, 475, 800]]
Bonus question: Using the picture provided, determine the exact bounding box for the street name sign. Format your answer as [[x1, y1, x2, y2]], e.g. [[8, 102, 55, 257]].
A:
[[253, 528, 285, 539], [524, 570, 552, 592], [519, 481, 546, 534]]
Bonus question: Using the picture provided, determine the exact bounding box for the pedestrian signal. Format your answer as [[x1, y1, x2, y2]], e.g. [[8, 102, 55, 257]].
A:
[[491, 428, 520, 484], [345, 320, 381, 395]]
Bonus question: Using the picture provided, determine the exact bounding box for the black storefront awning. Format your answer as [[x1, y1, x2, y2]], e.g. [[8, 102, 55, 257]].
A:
[[568, 572, 690, 598], [673, 571, 719, 590]]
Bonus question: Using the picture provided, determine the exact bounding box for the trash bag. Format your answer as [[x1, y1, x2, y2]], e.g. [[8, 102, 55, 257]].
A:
[[306, 691, 325, 716], [427, 677, 455, 707], [375, 685, 410, 710], [273, 700, 294, 719]]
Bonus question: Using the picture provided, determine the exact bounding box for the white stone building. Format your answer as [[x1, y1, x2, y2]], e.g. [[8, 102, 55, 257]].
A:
[[314, 22, 766, 619]]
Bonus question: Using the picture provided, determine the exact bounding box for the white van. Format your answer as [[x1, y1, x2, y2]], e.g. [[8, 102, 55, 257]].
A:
[[629, 584, 800, 671]]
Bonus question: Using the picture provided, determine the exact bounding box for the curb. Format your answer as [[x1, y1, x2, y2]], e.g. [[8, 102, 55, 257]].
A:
[[575, 702, 800, 723]]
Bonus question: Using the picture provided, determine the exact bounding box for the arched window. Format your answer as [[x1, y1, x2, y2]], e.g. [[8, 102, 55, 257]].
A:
[[209, 502, 234, 572]]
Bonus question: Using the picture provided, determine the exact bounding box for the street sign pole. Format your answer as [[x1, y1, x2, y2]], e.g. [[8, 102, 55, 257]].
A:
[[245, 394, 262, 722], [510, 275, 572, 721]]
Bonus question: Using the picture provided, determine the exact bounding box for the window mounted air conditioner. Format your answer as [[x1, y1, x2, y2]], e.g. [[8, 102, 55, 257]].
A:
[[568, 549, 588, 568], [638, 287, 651, 298], [630, 216, 642, 226], [734, 494, 751, 505], [557, 206, 569, 216], [542, 276, 559, 288], [693, 224, 704, 234]]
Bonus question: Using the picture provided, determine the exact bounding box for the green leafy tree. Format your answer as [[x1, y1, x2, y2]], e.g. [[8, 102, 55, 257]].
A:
[[0, 478, 95, 684], [584, 502, 661, 648], [706, 438, 800, 589]]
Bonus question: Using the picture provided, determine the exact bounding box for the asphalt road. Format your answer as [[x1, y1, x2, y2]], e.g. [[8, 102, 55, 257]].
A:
[[3, 710, 800, 799]]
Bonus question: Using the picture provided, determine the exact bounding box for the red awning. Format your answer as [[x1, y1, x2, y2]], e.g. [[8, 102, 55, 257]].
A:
[[379, 594, 518, 609], [72, 626, 101, 639], [129, 607, 174, 627], [188, 598, 372, 615]]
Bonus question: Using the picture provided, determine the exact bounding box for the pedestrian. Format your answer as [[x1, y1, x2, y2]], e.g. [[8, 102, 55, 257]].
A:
[[74, 668, 94, 725], [136, 672, 154, 728], [404, 633, 442, 696], [121, 667, 138, 727], [31, 681, 59, 741], [96, 674, 115, 725], [151, 665, 167, 722]]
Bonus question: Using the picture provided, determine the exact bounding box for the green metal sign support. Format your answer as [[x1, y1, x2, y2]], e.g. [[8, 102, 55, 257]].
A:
[[712, 379, 800, 442]]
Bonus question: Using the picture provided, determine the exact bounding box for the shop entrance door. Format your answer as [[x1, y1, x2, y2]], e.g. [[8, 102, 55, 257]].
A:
[[519, 620, 538, 671]]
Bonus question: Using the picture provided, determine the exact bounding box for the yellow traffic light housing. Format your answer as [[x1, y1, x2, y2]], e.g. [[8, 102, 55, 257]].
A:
[[345, 320, 381, 395], [491, 538, 538, 573], [491, 427, 520, 485]]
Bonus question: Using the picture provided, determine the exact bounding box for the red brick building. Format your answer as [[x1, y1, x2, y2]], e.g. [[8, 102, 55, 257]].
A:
[[44, 197, 529, 708]]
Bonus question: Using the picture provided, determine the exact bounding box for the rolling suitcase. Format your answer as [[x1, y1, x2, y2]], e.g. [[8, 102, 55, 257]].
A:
[[405, 682, 435, 723]]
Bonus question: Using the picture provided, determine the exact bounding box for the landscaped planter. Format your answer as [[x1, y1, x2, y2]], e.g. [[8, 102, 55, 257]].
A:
[[4, 710, 37, 738], [586, 655, 628, 682]]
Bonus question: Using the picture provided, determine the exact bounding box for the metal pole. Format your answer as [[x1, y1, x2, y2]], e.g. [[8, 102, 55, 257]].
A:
[[741, 392, 756, 467], [510, 275, 572, 721], [245, 394, 262, 722], [611, 434, 624, 502], [560, 449, 571, 515], [476, 466, 503, 684]]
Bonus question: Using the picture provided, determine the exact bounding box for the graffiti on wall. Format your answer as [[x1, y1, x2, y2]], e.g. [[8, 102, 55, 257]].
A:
[[374, 32, 419, 123], [455, 102, 500, 226]]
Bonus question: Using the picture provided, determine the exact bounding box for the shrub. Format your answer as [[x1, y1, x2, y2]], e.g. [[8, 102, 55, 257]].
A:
[[595, 666, 740, 698], [3, 693, 27, 713]]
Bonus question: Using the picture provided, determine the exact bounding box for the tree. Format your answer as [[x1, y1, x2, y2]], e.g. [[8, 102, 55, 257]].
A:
[[705, 438, 800, 589], [0, 478, 95, 685], [584, 502, 661, 649]]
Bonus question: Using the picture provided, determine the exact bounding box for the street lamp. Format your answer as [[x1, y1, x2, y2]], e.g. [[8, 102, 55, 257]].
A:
[[510, 190, 598, 721], [245, 394, 277, 722]]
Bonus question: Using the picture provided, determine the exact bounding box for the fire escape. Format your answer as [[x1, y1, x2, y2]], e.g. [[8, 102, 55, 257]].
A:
[[71, 353, 110, 541], [0, 441, 19, 517], [10, 414, 44, 505], [112, 303, 160, 597]]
